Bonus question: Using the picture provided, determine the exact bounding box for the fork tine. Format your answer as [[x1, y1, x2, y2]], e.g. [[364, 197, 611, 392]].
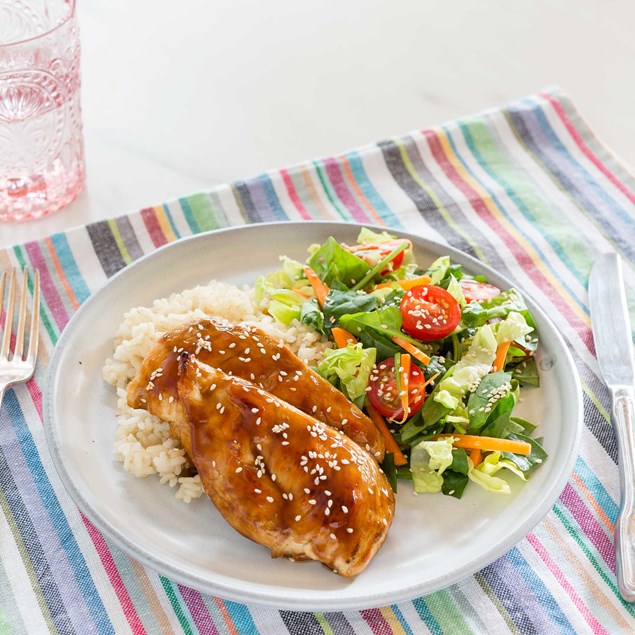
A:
[[1, 268, 16, 359], [26, 269, 40, 367], [13, 268, 29, 360]]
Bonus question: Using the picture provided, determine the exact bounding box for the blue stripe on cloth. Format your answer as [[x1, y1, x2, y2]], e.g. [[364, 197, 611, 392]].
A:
[[524, 96, 635, 230], [4, 392, 114, 635], [253, 174, 289, 221], [574, 456, 620, 524], [224, 601, 259, 635], [507, 103, 635, 262], [178, 197, 201, 234], [390, 604, 415, 635], [507, 546, 575, 633], [411, 597, 443, 635], [345, 151, 399, 226]]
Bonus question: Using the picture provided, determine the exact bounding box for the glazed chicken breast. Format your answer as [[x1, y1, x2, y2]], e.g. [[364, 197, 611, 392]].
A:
[[127, 317, 384, 461], [176, 353, 394, 576]]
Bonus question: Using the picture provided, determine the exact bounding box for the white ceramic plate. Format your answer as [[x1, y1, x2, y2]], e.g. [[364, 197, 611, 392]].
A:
[[44, 221, 582, 611]]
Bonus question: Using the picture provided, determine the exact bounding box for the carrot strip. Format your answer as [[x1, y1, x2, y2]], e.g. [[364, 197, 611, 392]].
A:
[[436, 434, 532, 456], [374, 274, 432, 291], [470, 448, 483, 466], [366, 402, 408, 466], [332, 326, 358, 348], [303, 266, 329, 308], [392, 335, 431, 365], [492, 341, 512, 372], [397, 354, 411, 423]]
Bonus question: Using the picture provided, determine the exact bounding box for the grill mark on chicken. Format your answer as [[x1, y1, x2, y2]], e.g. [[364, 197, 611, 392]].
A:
[[176, 353, 394, 576], [127, 317, 384, 461]]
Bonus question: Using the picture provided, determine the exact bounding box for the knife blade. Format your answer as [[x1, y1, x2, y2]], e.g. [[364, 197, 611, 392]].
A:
[[589, 252, 635, 603]]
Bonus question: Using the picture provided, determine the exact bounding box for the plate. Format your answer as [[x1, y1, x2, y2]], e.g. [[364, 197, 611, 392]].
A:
[[43, 221, 582, 611]]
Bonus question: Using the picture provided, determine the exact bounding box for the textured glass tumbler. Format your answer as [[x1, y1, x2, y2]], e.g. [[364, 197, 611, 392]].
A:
[[0, 0, 85, 222]]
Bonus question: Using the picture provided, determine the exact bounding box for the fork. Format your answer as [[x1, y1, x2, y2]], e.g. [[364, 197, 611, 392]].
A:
[[0, 268, 40, 411]]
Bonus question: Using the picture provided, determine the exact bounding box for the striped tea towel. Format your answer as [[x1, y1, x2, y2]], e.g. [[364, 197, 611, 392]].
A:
[[1, 88, 634, 635]]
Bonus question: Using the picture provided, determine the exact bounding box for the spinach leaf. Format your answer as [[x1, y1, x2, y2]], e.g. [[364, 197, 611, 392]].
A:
[[381, 453, 398, 492], [501, 432, 548, 476], [467, 371, 512, 432], [479, 393, 525, 439], [323, 290, 378, 327], [510, 357, 540, 387], [299, 299, 325, 334], [460, 288, 529, 328], [442, 471, 469, 499], [307, 237, 370, 288]]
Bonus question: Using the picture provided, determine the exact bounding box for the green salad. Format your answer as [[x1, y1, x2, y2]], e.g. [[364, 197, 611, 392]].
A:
[[254, 228, 546, 499]]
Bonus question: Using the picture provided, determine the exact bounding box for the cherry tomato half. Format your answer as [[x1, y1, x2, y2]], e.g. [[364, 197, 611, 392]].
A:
[[345, 240, 411, 274], [399, 285, 461, 341], [367, 357, 426, 420], [459, 279, 501, 304]]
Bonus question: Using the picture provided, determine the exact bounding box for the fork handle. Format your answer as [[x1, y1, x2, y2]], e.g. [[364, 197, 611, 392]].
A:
[[613, 386, 635, 604]]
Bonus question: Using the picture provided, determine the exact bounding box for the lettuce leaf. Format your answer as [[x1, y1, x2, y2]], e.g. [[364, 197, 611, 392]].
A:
[[467, 451, 528, 494], [317, 343, 376, 407], [433, 324, 498, 411], [356, 227, 399, 244], [410, 437, 455, 493]]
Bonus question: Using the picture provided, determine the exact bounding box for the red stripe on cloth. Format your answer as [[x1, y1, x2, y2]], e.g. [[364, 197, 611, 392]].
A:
[[140, 207, 169, 248], [81, 516, 148, 635], [360, 608, 394, 634], [24, 242, 70, 331], [279, 169, 312, 220], [539, 92, 635, 205], [27, 378, 43, 423], [422, 128, 594, 354]]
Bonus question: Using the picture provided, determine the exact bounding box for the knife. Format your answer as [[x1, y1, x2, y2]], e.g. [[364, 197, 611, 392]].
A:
[[589, 252, 635, 603]]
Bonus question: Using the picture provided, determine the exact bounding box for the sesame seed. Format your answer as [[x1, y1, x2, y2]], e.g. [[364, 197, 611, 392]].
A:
[[295, 515, 302, 522], [266, 496, 274, 503], [235, 466, 243, 473]]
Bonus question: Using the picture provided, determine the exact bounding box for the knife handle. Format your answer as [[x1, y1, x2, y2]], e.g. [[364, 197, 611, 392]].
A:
[[613, 386, 635, 604]]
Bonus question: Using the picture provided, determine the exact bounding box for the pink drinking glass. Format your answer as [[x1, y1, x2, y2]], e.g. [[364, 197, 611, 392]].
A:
[[0, 0, 85, 222]]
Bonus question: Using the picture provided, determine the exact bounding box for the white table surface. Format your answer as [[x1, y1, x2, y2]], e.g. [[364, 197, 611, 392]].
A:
[[2, 0, 634, 249]]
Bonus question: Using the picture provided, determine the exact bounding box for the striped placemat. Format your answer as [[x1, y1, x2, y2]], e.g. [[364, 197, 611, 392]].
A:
[[1, 88, 634, 634]]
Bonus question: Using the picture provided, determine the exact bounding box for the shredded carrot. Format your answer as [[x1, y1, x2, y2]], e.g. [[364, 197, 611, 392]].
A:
[[397, 354, 411, 423], [366, 402, 408, 466], [374, 274, 432, 291], [303, 266, 329, 308], [332, 327, 358, 348], [392, 335, 431, 365], [492, 340, 512, 372], [470, 448, 483, 466], [436, 434, 532, 456], [424, 371, 441, 387]]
